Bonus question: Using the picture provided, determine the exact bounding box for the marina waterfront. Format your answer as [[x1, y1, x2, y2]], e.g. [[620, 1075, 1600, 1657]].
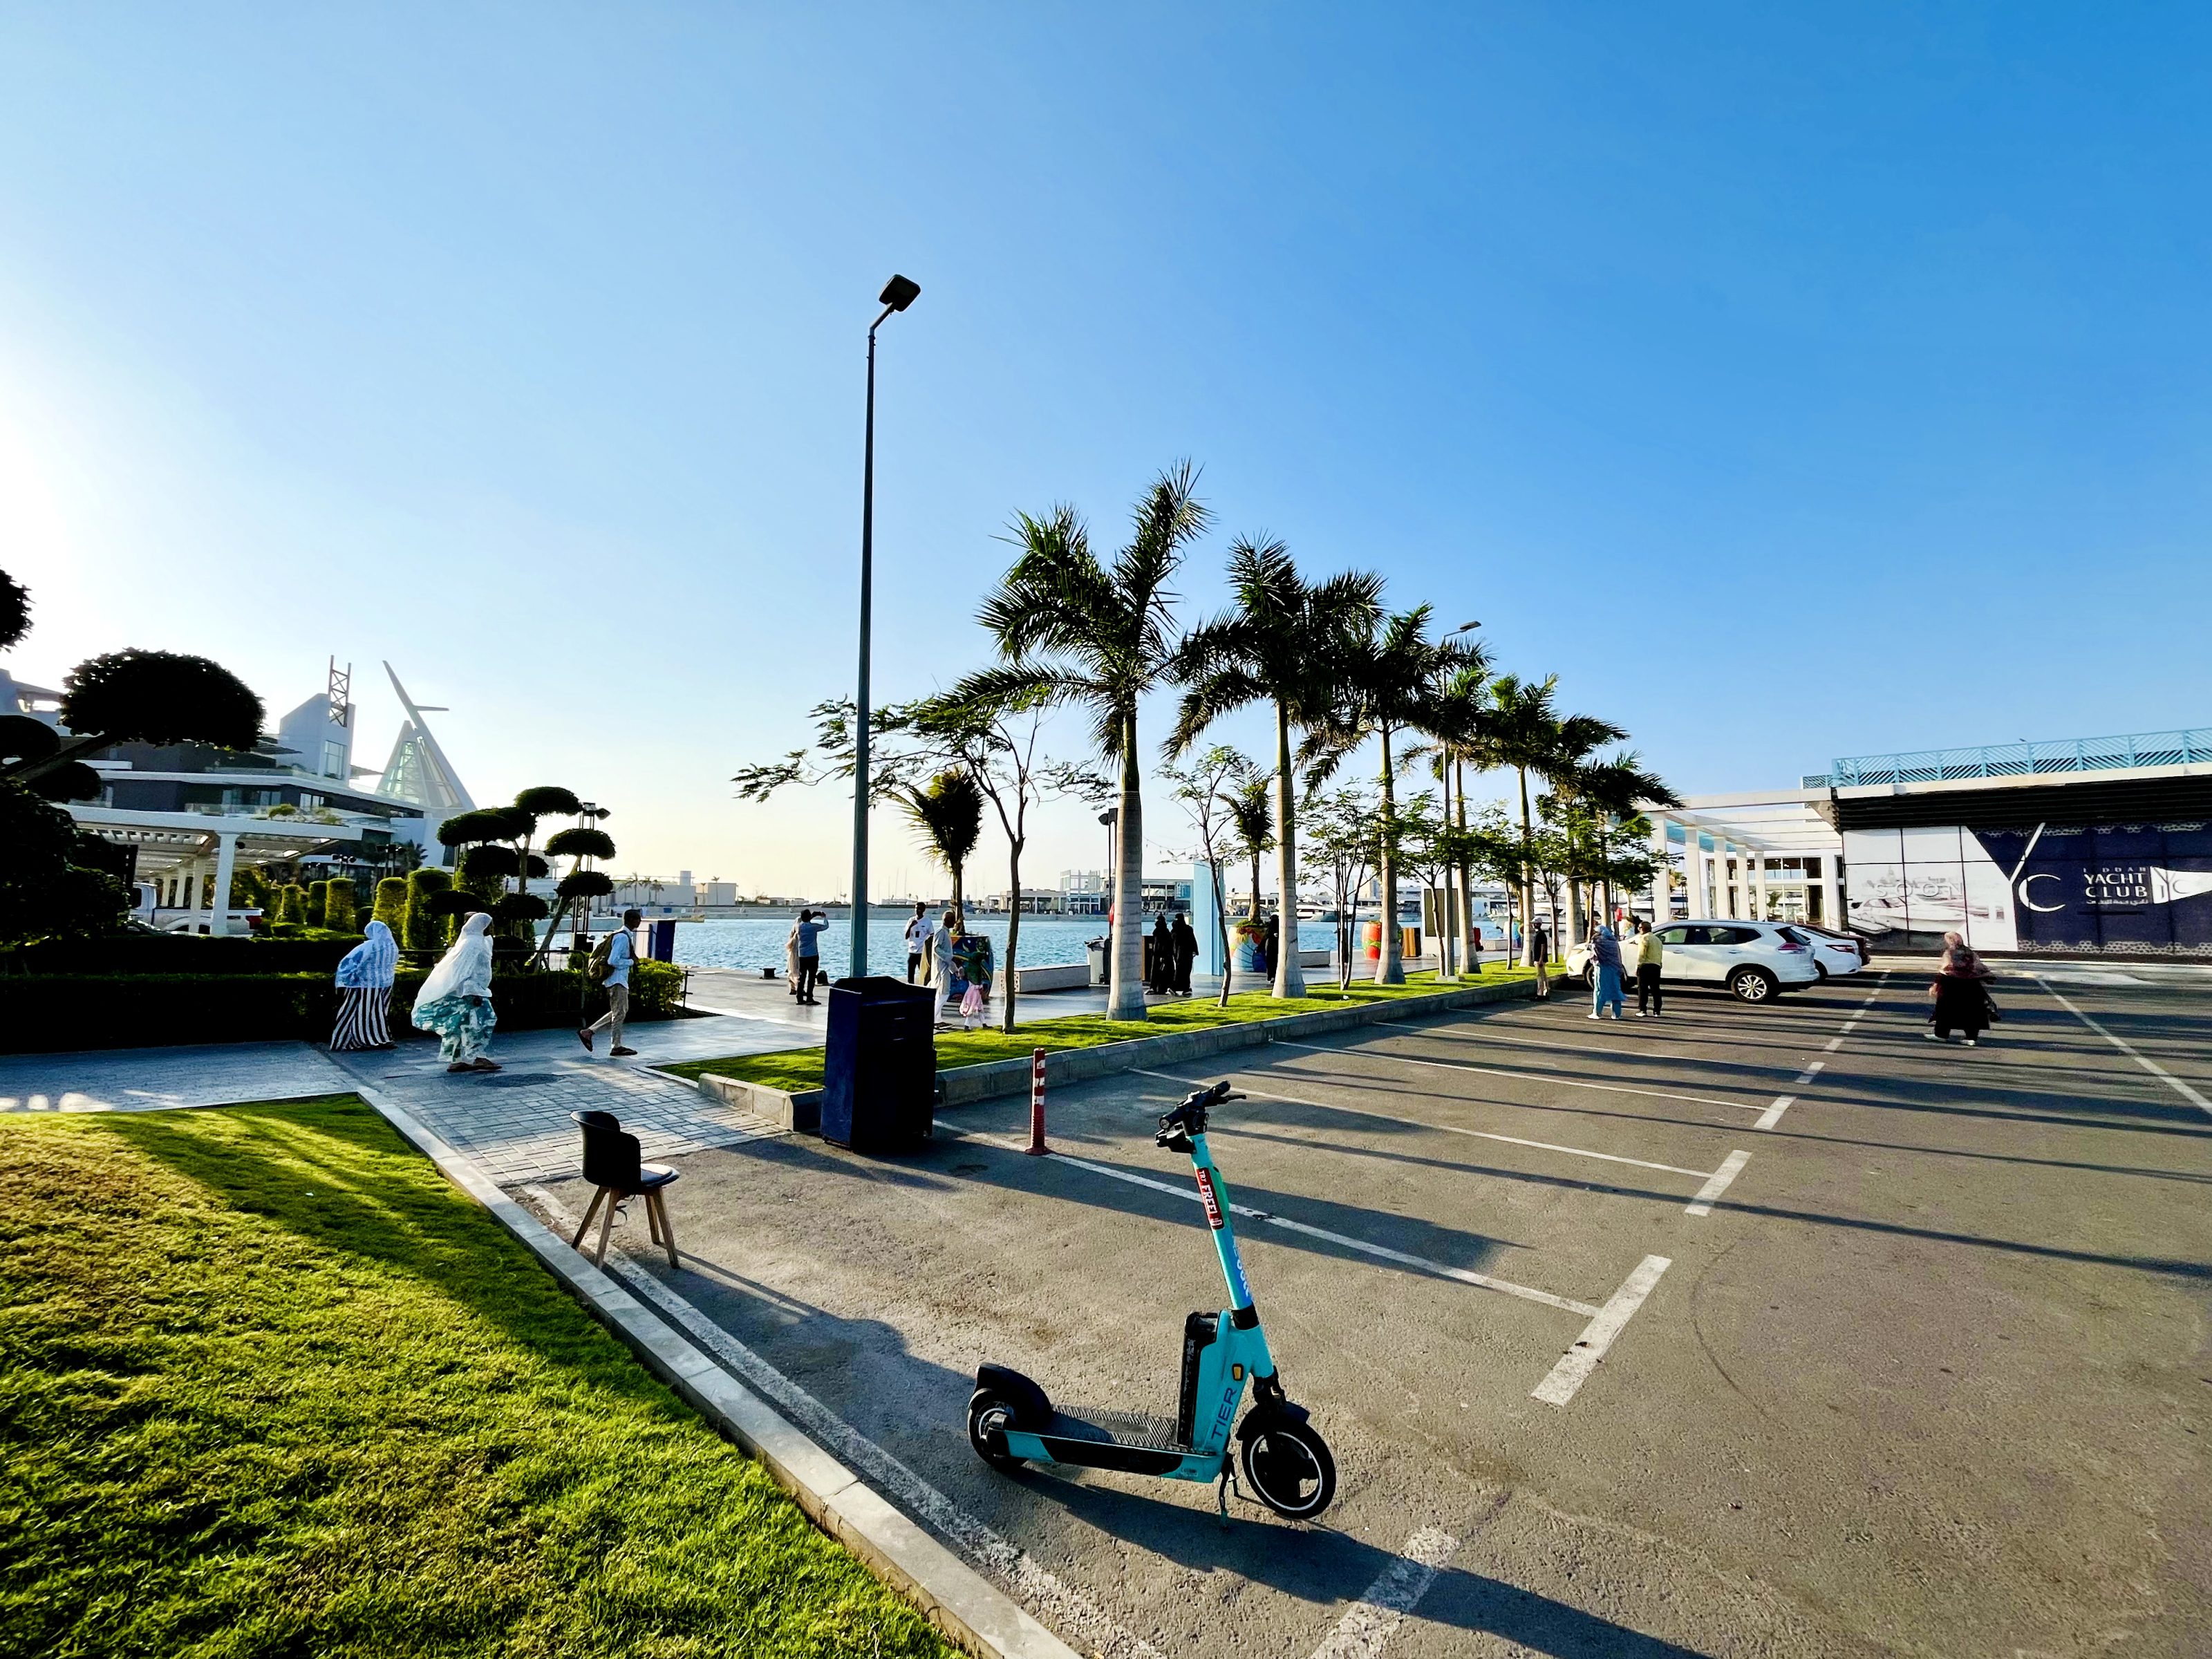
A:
[[659, 911, 1347, 981]]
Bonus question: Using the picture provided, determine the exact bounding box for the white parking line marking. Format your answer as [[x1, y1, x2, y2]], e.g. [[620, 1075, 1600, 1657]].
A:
[[1272, 1039, 1767, 1114], [1753, 1095, 1796, 1130], [1130, 1070, 1716, 1179], [976, 1136, 1602, 1318], [1791, 1060, 1825, 1085], [1822, 1036, 1844, 1051], [2037, 980, 2212, 1120], [1532, 1255, 1671, 1407], [1306, 1526, 1460, 1659], [521, 1186, 1160, 1659], [1685, 1150, 1752, 1215]]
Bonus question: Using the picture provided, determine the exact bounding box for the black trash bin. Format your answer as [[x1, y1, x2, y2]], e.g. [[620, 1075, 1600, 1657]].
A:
[[820, 975, 937, 1152]]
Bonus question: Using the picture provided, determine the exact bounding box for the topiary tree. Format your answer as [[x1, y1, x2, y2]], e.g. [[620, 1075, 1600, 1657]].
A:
[[229, 863, 272, 914], [403, 868, 451, 952], [305, 880, 329, 929], [0, 568, 28, 650], [0, 780, 126, 943], [273, 884, 308, 926], [3, 650, 263, 789], [373, 877, 409, 932], [538, 823, 617, 965], [323, 877, 359, 933]]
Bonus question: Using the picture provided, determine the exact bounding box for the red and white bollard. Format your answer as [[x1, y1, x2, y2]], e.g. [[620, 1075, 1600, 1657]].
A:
[[1026, 1047, 1049, 1155]]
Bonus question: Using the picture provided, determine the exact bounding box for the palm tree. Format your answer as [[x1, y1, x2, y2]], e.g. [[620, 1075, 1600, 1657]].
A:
[[1475, 674, 1625, 960], [956, 464, 1209, 1019], [1169, 538, 1383, 996], [901, 769, 984, 917], [1552, 746, 1679, 928], [1221, 770, 1274, 923], [1403, 650, 1496, 979], [1302, 606, 1472, 985]]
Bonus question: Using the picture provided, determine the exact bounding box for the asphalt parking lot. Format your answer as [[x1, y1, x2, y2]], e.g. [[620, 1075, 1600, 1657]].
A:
[[529, 964, 2212, 1658]]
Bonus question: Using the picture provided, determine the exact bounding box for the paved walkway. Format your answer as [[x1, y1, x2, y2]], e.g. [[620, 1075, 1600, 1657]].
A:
[[0, 1040, 357, 1114], [0, 1010, 798, 1188]]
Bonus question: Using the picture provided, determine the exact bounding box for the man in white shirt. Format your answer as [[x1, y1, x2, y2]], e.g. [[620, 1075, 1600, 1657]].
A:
[[929, 909, 959, 1024], [579, 908, 641, 1056], [904, 901, 930, 983]]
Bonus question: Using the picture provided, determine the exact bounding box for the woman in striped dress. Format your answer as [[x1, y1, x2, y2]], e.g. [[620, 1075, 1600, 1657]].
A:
[[330, 919, 399, 1051]]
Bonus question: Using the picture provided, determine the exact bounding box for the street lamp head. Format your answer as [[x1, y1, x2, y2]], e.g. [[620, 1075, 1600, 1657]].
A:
[[1098, 808, 1118, 826], [879, 273, 921, 311], [1452, 619, 1481, 633]]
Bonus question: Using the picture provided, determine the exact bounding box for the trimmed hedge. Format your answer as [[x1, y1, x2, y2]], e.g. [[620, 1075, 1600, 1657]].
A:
[[0, 960, 688, 1053], [373, 877, 408, 932], [323, 877, 358, 932], [402, 868, 450, 953], [0, 935, 362, 977]]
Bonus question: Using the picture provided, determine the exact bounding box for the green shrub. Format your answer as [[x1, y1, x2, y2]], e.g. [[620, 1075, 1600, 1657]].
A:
[[322, 878, 358, 933], [273, 885, 308, 926], [403, 868, 451, 953], [373, 877, 408, 932], [305, 880, 328, 929], [0, 935, 360, 976]]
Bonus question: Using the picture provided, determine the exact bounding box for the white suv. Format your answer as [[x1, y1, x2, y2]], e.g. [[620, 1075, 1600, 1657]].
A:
[[1567, 921, 1821, 1004]]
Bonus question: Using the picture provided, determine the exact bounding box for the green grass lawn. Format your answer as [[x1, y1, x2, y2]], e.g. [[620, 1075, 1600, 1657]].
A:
[[0, 1096, 952, 1659], [661, 966, 1540, 1095]]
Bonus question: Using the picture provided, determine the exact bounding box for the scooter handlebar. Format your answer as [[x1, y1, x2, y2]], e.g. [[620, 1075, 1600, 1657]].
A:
[[1155, 1081, 1244, 1147]]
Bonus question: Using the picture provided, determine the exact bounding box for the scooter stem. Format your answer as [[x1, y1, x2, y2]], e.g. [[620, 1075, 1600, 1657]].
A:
[[1188, 1130, 1260, 1328]]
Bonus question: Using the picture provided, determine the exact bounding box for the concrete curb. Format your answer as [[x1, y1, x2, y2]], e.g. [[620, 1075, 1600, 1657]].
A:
[[686, 976, 1536, 1124], [351, 1082, 1078, 1659]]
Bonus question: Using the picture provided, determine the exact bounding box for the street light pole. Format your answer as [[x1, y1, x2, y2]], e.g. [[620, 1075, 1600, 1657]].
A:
[[851, 272, 920, 978]]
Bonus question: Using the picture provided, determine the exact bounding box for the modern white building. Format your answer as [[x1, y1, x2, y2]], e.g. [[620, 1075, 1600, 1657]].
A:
[[11, 657, 476, 935]]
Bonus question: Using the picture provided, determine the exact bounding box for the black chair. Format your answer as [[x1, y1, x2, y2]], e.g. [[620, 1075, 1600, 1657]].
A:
[[568, 1110, 680, 1268]]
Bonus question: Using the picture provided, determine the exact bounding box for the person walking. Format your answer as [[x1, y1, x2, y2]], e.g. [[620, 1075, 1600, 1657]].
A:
[[329, 919, 398, 1051], [785, 909, 803, 997], [794, 908, 828, 1004], [1170, 912, 1199, 996], [1928, 930, 1996, 1046], [1530, 918, 1551, 1000], [1588, 923, 1627, 1020], [1261, 915, 1280, 982], [904, 901, 930, 983], [412, 910, 500, 1073], [929, 908, 961, 1025], [1631, 919, 1665, 1018], [579, 908, 642, 1056]]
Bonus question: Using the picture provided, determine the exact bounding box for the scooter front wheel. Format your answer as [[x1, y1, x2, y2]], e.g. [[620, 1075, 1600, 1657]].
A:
[[967, 1390, 1027, 1472], [1239, 1421, 1336, 1519]]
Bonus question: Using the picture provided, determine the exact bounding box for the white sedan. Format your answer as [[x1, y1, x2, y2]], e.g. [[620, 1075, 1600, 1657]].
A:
[[1793, 922, 1869, 981], [1567, 921, 1822, 1004]]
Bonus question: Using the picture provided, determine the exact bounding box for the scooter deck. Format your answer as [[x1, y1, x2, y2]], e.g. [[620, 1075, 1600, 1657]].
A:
[[1037, 1405, 1188, 1455]]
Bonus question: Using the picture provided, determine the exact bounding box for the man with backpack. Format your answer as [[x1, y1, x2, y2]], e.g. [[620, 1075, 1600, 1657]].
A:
[[578, 908, 641, 1056]]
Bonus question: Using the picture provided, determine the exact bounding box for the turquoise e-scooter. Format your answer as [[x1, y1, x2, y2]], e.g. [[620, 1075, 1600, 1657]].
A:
[[965, 1080, 1337, 1521]]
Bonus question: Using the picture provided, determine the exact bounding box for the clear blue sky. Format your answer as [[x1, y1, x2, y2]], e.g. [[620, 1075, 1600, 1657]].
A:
[[3, 6, 2206, 894]]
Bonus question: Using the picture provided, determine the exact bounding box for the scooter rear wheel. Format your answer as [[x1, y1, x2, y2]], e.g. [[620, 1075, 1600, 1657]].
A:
[[967, 1390, 1027, 1471], [1239, 1421, 1336, 1519]]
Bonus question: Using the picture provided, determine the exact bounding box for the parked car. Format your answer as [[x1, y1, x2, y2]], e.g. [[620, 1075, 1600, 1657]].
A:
[[1792, 922, 1869, 980], [1566, 921, 1821, 1004]]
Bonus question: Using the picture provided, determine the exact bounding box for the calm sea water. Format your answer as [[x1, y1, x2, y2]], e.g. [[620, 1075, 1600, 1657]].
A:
[[666, 911, 1345, 980]]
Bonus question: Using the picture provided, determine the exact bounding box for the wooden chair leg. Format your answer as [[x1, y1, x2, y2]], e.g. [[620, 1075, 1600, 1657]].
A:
[[570, 1188, 606, 1250], [652, 1191, 679, 1268], [645, 1191, 664, 1247], [593, 1191, 617, 1266]]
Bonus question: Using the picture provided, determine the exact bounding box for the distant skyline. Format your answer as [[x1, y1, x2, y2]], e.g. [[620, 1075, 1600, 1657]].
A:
[[3, 6, 2206, 892]]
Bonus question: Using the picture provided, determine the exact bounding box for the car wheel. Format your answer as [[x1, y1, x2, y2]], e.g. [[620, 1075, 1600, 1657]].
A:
[[1814, 962, 1829, 982], [1580, 966, 1596, 990], [1728, 967, 1777, 1004]]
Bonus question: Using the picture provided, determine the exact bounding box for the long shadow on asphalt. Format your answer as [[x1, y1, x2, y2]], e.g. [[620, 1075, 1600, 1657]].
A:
[[1010, 1471, 1710, 1653], [1275, 1041, 2212, 1137]]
